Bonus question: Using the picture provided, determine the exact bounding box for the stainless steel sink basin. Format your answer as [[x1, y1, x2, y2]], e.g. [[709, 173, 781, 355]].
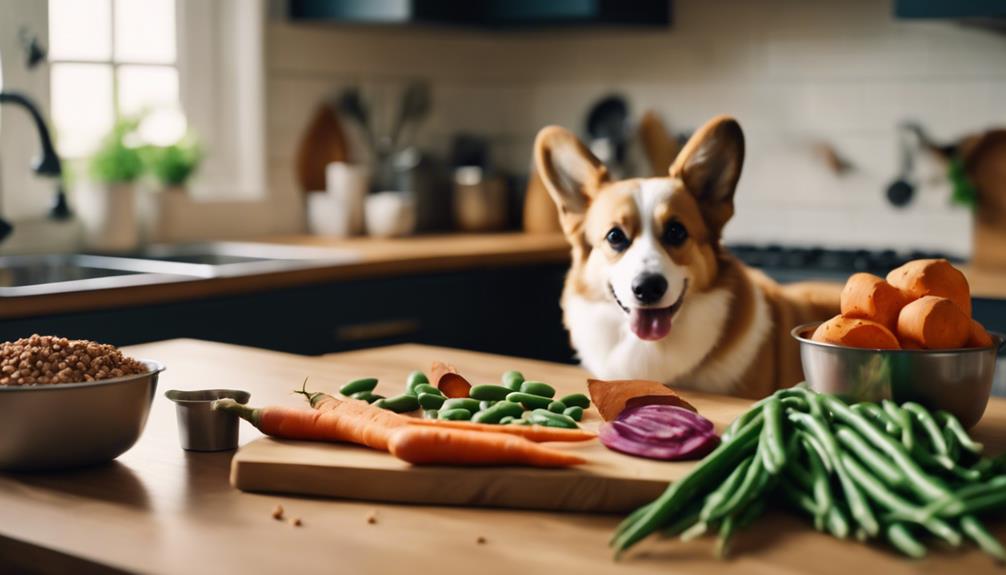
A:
[[0, 242, 358, 297]]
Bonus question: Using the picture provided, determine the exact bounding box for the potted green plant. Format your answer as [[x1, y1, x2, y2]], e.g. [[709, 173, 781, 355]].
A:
[[145, 135, 203, 194], [77, 118, 145, 251]]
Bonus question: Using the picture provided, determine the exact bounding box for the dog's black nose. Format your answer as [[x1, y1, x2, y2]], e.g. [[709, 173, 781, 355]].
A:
[[631, 274, 668, 304]]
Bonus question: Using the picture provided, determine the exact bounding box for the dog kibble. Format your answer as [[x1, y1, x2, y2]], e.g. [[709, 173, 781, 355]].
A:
[[0, 335, 146, 386], [272, 504, 285, 520], [476, 536, 487, 545], [290, 517, 302, 527]]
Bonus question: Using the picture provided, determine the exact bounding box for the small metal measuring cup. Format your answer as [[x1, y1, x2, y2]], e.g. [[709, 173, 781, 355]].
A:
[[165, 389, 251, 451]]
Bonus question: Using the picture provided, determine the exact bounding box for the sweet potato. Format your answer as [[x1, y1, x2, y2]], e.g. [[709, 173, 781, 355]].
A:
[[811, 315, 901, 349], [586, 379, 696, 421], [967, 318, 995, 349], [896, 295, 971, 349], [886, 259, 972, 317], [840, 273, 910, 332]]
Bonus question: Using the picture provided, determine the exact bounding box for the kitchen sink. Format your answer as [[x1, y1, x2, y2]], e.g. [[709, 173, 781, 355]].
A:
[[0, 242, 359, 297]]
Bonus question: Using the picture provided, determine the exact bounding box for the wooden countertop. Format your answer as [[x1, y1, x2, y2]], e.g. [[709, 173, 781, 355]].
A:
[[0, 233, 571, 320], [1, 339, 1004, 574]]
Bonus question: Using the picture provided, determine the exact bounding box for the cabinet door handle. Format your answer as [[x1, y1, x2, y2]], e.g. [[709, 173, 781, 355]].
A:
[[334, 319, 420, 343]]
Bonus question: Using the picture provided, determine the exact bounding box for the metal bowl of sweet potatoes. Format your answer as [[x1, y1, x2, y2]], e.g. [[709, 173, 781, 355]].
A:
[[0, 360, 164, 471], [793, 323, 1001, 428]]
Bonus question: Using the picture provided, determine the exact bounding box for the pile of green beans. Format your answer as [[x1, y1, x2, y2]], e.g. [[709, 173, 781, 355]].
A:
[[612, 385, 1006, 562], [337, 370, 591, 429]]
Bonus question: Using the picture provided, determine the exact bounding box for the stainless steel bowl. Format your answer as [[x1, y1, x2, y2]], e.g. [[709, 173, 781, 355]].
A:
[[0, 360, 163, 471], [793, 323, 1002, 428]]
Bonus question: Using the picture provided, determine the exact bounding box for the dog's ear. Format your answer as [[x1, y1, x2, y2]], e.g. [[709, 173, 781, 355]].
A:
[[534, 126, 608, 235], [669, 115, 744, 236]]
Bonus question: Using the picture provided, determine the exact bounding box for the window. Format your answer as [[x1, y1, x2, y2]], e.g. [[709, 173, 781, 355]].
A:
[[48, 0, 182, 158]]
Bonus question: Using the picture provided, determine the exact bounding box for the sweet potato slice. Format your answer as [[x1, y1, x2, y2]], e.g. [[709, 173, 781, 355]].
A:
[[897, 295, 971, 350], [811, 315, 901, 349], [840, 272, 910, 332], [967, 318, 995, 349], [430, 361, 472, 398], [587, 378, 696, 422], [886, 259, 972, 317]]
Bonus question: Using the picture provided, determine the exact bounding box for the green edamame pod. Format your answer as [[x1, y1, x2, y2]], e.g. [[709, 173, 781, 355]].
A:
[[563, 406, 583, 421], [472, 401, 524, 424], [423, 409, 439, 419], [412, 383, 443, 397], [438, 408, 472, 421], [548, 400, 567, 414], [417, 392, 446, 410], [527, 408, 578, 429], [506, 392, 552, 410], [508, 418, 531, 426], [374, 394, 420, 413], [405, 371, 430, 396], [469, 384, 512, 401], [350, 390, 383, 404], [499, 416, 515, 425], [441, 398, 481, 413], [560, 393, 590, 409], [501, 370, 525, 391], [479, 400, 496, 411], [340, 377, 378, 396], [519, 380, 555, 398]]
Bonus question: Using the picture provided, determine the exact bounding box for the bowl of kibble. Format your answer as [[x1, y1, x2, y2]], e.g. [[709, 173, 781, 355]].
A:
[[0, 335, 164, 471]]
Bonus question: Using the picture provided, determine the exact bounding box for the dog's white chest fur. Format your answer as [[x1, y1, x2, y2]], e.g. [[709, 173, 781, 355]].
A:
[[565, 282, 772, 394]]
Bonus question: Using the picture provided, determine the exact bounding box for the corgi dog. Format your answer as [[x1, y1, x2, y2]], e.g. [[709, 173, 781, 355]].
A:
[[534, 115, 841, 399]]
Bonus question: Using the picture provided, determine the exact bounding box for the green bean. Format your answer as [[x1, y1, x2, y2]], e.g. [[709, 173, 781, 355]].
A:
[[417, 392, 445, 410], [825, 396, 951, 503], [936, 411, 984, 455], [943, 425, 960, 462], [469, 384, 512, 401], [716, 499, 766, 559], [613, 412, 763, 554], [350, 390, 383, 403], [471, 401, 524, 424], [714, 514, 737, 559], [501, 370, 524, 391], [340, 377, 378, 396], [784, 452, 814, 492], [547, 400, 567, 414], [788, 411, 879, 536], [886, 523, 927, 559], [778, 475, 820, 519], [799, 426, 834, 474], [835, 426, 905, 487], [679, 521, 708, 542], [519, 381, 556, 398], [699, 456, 754, 521], [780, 395, 810, 412], [882, 400, 915, 452], [527, 409, 578, 429], [921, 476, 1006, 517], [560, 393, 590, 409], [961, 515, 1006, 562], [412, 384, 443, 397], [563, 406, 584, 421], [912, 446, 981, 482], [405, 371, 429, 395], [506, 392, 552, 410], [441, 398, 480, 413], [660, 503, 700, 538], [802, 434, 834, 524], [825, 505, 851, 540], [853, 403, 900, 436], [617, 502, 654, 543], [374, 394, 420, 413], [940, 489, 1006, 518], [842, 453, 961, 547], [903, 402, 949, 457], [438, 408, 472, 421], [760, 396, 787, 474], [705, 447, 770, 522]]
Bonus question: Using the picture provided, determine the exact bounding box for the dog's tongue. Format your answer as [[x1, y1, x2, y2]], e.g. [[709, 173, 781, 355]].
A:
[[630, 308, 673, 341]]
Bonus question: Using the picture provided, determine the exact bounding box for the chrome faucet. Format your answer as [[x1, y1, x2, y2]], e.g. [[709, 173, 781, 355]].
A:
[[0, 90, 72, 243]]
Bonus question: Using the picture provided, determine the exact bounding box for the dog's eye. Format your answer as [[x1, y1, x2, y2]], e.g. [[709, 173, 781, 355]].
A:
[[662, 220, 689, 247], [605, 227, 631, 252]]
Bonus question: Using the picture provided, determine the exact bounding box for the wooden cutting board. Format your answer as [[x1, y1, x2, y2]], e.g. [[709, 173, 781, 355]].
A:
[[230, 385, 752, 512]]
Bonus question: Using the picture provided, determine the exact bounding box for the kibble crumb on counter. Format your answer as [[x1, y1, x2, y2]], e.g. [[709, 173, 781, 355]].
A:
[[271, 505, 285, 520], [476, 536, 487, 545], [0, 334, 147, 386], [366, 511, 378, 525], [290, 517, 302, 527]]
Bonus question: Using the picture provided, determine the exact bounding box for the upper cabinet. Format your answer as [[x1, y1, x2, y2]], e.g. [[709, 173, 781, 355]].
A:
[[895, 0, 1006, 19], [287, 0, 673, 29]]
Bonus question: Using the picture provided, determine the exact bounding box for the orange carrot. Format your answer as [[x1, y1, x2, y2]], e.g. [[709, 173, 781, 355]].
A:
[[214, 397, 405, 451], [897, 295, 971, 349], [886, 259, 972, 317], [968, 318, 995, 348], [386, 426, 586, 467], [840, 272, 909, 332], [406, 418, 595, 442], [812, 315, 901, 349]]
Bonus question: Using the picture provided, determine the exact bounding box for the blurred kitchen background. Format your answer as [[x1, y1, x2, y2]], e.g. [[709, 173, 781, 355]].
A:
[[1, 0, 1005, 389]]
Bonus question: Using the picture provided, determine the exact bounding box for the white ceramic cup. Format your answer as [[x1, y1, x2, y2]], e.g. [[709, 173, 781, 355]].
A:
[[365, 191, 416, 238], [325, 162, 370, 236]]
